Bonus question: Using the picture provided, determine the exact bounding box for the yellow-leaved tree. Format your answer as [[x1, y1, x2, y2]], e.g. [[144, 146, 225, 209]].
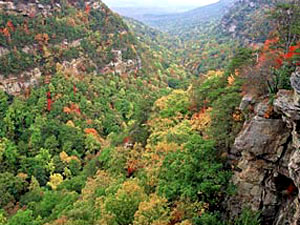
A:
[[47, 173, 63, 190]]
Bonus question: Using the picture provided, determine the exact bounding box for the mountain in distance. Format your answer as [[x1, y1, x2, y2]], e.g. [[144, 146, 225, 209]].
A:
[[132, 0, 235, 33], [111, 6, 195, 20], [123, 0, 239, 74]]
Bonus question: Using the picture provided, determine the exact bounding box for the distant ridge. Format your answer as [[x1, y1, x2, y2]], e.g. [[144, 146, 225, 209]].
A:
[[137, 0, 235, 33], [111, 6, 194, 20]]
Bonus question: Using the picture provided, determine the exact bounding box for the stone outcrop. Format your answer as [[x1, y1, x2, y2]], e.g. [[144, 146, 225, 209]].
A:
[[0, 68, 41, 95], [0, 0, 103, 17], [101, 49, 140, 75], [57, 57, 98, 78], [0, 51, 133, 95], [228, 67, 300, 224]]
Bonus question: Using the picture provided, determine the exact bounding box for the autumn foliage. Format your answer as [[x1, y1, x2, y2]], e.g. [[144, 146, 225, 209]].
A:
[[47, 91, 52, 111], [35, 33, 50, 46], [241, 36, 299, 96], [63, 103, 81, 115], [84, 128, 99, 137], [257, 38, 283, 67], [0, 20, 15, 42], [85, 3, 91, 14], [283, 42, 300, 65]]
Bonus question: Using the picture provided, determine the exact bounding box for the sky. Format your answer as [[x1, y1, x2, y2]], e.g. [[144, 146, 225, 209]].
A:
[[102, 0, 219, 8]]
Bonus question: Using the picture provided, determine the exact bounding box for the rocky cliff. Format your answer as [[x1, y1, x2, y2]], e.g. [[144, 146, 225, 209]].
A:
[[228, 67, 300, 224]]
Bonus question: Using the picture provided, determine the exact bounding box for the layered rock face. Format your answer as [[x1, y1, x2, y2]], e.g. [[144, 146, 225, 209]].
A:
[[228, 68, 300, 224], [0, 68, 41, 95]]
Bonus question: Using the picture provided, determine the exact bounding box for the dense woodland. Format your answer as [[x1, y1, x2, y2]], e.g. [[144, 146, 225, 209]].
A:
[[0, 0, 299, 224]]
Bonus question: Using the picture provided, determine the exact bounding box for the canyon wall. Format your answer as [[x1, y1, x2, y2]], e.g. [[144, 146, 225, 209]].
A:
[[228, 67, 300, 225]]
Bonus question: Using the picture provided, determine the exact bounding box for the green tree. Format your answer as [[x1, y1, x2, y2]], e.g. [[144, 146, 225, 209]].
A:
[[0, 172, 26, 207], [234, 208, 261, 225], [158, 134, 231, 205], [0, 210, 7, 225], [85, 134, 101, 155], [0, 138, 18, 171], [104, 180, 147, 225], [193, 212, 225, 225], [271, 0, 300, 52], [0, 91, 8, 137], [44, 135, 59, 155], [7, 210, 41, 225]]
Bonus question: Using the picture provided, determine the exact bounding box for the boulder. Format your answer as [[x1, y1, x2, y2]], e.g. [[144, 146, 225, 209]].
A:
[[239, 94, 255, 111], [232, 115, 289, 162]]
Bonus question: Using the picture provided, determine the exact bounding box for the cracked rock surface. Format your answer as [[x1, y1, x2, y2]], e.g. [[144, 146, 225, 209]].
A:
[[228, 68, 300, 225]]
